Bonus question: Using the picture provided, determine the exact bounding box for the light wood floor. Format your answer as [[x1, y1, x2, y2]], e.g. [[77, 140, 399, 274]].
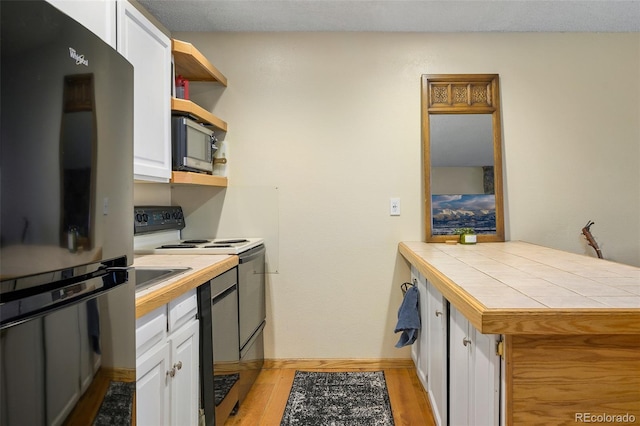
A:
[[224, 363, 437, 426]]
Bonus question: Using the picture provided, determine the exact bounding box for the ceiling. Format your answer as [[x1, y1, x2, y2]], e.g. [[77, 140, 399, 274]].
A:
[[137, 0, 640, 33]]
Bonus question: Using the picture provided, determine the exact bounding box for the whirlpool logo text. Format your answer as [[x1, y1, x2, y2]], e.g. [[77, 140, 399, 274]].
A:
[[68, 48, 88, 66]]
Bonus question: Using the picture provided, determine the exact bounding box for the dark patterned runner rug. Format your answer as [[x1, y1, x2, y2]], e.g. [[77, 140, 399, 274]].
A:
[[280, 371, 395, 426], [92, 381, 135, 426]]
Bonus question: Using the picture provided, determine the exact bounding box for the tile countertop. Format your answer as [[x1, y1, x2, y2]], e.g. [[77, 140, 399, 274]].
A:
[[399, 241, 640, 335], [133, 254, 238, 319]]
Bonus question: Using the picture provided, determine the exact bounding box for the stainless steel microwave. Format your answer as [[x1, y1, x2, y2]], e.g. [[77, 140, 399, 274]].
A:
[[172, 116, 217, 174]]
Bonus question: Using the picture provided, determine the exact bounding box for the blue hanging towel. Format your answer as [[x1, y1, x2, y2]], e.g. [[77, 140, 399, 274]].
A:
[[394, 285, 420, 348]]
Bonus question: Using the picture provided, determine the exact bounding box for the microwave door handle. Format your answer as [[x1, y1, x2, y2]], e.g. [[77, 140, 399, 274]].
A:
[[210, 135, 218, 154]]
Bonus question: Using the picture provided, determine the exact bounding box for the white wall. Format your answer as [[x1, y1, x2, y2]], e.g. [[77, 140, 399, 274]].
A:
[[138, 32, 640, 360]]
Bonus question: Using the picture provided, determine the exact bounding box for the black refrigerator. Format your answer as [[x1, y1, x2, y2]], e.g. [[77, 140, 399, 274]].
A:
[[0, 1, 136, 424]]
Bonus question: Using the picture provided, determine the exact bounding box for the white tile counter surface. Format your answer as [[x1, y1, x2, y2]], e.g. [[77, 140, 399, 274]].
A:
[[399, 241, 640, 334], [133, 254, 238, 318]]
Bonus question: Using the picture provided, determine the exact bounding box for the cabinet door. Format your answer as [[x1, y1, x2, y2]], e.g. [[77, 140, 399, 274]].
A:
[[426, 282, 448, 426], [449, 305, 471, 426], [117, 0, 172, 182], [415, 271, 429, 389], [47, 0, 116, 48], [137, 342, 171, 426], [449, 305, 501, 426], [469, 329, 501, 425], [169, 320, 200, 426]]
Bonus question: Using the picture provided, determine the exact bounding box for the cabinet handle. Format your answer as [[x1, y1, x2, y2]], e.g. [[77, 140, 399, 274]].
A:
[[435, 310, 443, 317], [175, 361, 183, 370], [462, 338, 472, 347], [167, 367, 176, 378]]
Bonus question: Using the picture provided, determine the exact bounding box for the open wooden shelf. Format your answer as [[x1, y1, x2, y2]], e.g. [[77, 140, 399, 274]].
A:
[[171, 97, 227, 132], [170, 171, 228, 187], [172, 39, 227, 86], [170, 39, 229, 187]]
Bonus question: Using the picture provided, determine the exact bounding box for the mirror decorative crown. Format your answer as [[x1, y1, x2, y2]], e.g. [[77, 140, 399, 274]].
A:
[[422, 74, 505, 243]]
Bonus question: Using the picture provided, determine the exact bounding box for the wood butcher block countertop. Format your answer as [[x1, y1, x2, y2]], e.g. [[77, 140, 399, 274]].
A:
[[133, 254, 238, 319], [399, 241, 640, 335]]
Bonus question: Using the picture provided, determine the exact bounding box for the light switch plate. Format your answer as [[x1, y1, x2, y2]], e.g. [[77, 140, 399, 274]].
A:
[[390, 198, 400, 216]]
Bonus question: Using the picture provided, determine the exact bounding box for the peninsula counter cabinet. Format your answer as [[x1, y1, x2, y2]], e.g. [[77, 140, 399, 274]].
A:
[[410, 266, 500, 426], [400, 241, 640, 426]]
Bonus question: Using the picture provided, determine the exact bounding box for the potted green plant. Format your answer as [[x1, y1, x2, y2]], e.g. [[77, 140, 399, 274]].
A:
[[454, 227, 477, 244]]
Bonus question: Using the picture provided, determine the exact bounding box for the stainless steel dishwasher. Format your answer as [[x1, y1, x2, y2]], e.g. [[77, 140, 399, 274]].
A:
[[198, 268, 239, 426], [237, 245, 266, 403]]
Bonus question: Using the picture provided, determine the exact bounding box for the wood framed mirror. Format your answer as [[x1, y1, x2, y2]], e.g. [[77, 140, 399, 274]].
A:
[[422, 74, 505, 242]]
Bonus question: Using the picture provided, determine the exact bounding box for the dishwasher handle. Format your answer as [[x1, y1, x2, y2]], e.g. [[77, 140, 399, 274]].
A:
[[212, 283, 237, 303]]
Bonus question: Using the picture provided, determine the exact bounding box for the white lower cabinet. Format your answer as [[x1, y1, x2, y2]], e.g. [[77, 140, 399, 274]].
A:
[[449, 305, 501, 426], [410, 269, 501, 426], [410, 266, 428, 387], [136, 340, 170, 425], [426, 280, 448, 426], [136, 290, 199, 426], [410, 267, 419, 367], [169, 320, 200, 426]]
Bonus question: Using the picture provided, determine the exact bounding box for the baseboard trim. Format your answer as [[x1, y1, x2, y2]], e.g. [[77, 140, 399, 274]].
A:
[[263, 358, 415, 370]]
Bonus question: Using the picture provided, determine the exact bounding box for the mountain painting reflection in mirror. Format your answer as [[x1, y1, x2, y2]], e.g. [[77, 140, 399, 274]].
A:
[[432, 194, 496, 235]]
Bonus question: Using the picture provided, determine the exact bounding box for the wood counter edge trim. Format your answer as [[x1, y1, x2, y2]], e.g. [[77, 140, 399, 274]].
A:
[[135, 256, 239, 318], [398, 242, 487, 330], [398, 243, 640, 335], [481, 309, 640, 334]]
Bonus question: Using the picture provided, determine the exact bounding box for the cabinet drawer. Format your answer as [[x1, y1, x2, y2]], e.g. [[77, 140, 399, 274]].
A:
[[136, 306, 167, 355], [168, 289, 197, 333]]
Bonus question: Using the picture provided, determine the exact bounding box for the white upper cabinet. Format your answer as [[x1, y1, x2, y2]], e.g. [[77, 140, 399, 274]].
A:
[[47, 0, 171, 182], [47, 0, 117, 48], [117, 0, 172, 182]]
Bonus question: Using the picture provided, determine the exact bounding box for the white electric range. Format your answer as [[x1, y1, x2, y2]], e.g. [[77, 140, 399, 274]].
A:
[[133, 206, 264, 255]]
